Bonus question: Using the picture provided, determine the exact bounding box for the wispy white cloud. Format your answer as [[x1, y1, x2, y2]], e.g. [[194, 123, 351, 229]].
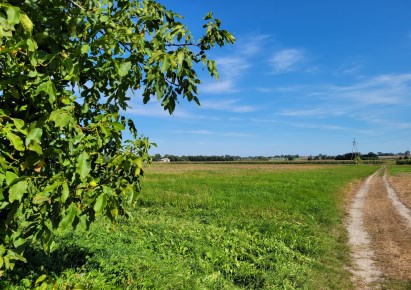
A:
[[354, 115, 411, 130], [250, 117, 374, 134], [200, 56, 250, 94], [201, 99, 257, 113], [221, 132, 253, 137], [187, 130, 214, 135], [327, 73, 411, 105], [337, 63, 363, 76], [233, 106, 256, 113], [201, 80, 237, 94], [201, 34, 270, 94], [252, 72, 411, 134], [261, 73, 411, 107], [269, 48, 305, 73], [278, 108, 347, 117], [182, 130, 253, 137], [126, 99, 193, 118], [255, 85, 306, 94], [236, 34, 271, 56], [215, 57, 251, 78]]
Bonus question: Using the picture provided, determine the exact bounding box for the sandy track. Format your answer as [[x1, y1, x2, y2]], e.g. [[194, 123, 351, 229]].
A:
[[383, 173, 411, 228], [347, 169, 411, 289], [347, 172, 381, 289]]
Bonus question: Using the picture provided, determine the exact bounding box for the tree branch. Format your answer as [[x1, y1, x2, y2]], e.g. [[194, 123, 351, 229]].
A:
[[165, 43, 200, 48], [67, 0, 85, 10]]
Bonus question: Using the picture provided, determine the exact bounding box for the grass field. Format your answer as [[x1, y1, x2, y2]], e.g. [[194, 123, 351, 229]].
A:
[[2, 164, 379, 289], [389, 164, 411, 175]]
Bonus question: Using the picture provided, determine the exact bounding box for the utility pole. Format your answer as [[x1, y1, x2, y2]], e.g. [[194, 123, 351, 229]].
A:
[[351, 138, 359, 160]]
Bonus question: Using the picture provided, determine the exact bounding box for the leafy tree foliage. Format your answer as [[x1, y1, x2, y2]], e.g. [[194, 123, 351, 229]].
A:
[[334, 152, 379, 161], [0, 0, 234, 273]]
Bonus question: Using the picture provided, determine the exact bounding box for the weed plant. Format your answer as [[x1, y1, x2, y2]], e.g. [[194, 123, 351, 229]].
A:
[[2, 164, 378, 289]]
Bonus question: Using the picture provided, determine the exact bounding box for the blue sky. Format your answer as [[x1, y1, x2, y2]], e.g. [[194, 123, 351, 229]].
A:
[[126, 0, 411, 156]]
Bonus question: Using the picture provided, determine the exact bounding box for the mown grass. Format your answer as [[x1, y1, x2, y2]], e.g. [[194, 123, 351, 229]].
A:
[[2, 164, 379, 289]]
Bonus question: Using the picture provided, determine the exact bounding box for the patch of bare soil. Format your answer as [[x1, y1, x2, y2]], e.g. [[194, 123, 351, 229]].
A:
[[364, 172, 411, 282], [389, 173, 411, 210], [348, 170, 411, 289], [347, 172, 381, 289]]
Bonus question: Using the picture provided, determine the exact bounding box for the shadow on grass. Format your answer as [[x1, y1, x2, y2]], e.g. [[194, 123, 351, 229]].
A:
[[0, 242, 92, 287]]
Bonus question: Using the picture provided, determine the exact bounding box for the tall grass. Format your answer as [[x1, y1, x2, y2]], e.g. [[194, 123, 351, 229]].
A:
[[2, 164, 378, 289]]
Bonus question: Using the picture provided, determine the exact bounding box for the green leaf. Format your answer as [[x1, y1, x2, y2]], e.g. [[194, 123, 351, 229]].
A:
[[207, 60, 219, 79], [19, 13, 33, 34], [0, 173, 5, 187], [81, 44, 90, 54], [161, 57, 170, 72], [42, 181, 63, 193], [26, 127, 43, 146], [12, 118, 25, 132], [26, 38, 37, 52], [33, 181, 62, 204], [35, 274, 47, 285], [78, 215, 88, 231], [93, 193, 107, 215], [61, 182, 69, 203], [5, 171, 18, 186], [27, 140, 42, 154], [49, 109, 74, 128], [134, 157, 143, 168], [6, 6, 20, 25], [9, 180, 27, 202], [76, 151, 91, 180], [112, 122, 125, 131], [59, 203, 77, 230], [6, 132, 25, 151], [32, 191, 50, 204], [118, 61, 131, 77], [13, 238, 26, 249], [204, 12, 213, 20], [35, 81, 56, 104]]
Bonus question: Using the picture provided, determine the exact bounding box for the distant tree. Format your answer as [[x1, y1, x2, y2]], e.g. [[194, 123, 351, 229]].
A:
[[360, 152, 378, 160], [335, 152, 361, 161], [153, 154, 162, 161]]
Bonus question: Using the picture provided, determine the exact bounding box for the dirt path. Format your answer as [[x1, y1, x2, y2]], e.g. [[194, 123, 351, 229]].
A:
[[347, 169, 411, 289]]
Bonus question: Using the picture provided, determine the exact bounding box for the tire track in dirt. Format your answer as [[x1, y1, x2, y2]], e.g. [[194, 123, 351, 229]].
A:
[[383, 172, 411, 228], [347, 171, 381, 289], [348, 169, 411, 289]]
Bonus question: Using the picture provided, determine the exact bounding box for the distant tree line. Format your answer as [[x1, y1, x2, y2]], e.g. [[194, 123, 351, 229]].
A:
[[307, 154, 335, 161], [152, 151, 411, 162], [334, 152, 379, 161], [152, 154, 300, 162], [153, 154, 242, 162], [398, 150, 410, 160]]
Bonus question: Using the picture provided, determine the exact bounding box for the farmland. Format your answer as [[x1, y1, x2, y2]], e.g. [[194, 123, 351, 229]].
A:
[[2, 164, 379, 289]]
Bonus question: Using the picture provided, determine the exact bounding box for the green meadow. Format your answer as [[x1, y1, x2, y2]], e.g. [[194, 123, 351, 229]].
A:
[[2, 164, 379, 289], [389, 164, 411, 175]]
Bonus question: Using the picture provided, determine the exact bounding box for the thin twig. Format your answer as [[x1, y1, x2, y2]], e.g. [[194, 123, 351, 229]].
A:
[[67, 0, 85, 10]]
